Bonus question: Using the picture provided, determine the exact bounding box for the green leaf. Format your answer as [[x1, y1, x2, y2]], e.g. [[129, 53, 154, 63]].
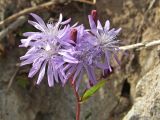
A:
[[81, 80, 107, 102]]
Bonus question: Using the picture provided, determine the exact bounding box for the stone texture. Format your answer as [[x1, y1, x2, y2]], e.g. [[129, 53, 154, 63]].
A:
[[123, 64, 160, 120]]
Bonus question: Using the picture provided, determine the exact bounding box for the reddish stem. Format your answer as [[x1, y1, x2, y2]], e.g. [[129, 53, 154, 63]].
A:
[[69, 28, 80, 120], [69, 79, 81, 120]]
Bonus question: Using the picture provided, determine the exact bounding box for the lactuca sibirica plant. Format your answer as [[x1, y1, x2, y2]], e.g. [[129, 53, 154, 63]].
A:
[[20, 10, 122, 120]]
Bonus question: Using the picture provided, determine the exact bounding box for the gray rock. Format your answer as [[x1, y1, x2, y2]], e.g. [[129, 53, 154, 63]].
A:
[[123, 64, 160, 120]]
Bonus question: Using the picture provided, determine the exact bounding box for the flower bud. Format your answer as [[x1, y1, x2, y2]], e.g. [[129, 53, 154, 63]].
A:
[[70, 29, 77, 43], [89, 80, 94, 87], [91, 10, 98, 24]]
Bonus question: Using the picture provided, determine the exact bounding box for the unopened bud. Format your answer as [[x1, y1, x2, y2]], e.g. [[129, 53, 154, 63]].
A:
[[70, 29, 77, 43], [91, 10, 98, 24], [89, 80, 94, 87]]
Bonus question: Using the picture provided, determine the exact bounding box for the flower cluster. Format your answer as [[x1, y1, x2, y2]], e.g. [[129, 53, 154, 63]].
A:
[[20, 10, 121, 90]]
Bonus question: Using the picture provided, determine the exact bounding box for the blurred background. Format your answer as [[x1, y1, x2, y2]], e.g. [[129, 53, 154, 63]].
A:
[[0, 0, 160, 120]]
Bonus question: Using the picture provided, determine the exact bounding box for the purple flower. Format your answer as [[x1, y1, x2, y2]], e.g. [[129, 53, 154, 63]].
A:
[[19, 11, 122, 90], [61, 25, 105, 91], [88, 10, 121, 72], [20, 13, 72, 48], [20, 13, 78, 87]]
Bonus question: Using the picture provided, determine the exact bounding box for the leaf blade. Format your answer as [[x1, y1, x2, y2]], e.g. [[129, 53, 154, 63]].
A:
[[81, 80, 107, 102]]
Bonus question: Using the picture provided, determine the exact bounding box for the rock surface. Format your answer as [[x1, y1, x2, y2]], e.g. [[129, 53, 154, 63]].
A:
[[123, 63, 160, 120]]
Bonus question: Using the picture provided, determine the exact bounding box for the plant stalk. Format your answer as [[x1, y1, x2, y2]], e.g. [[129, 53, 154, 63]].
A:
[[70, 79, 81, 120]]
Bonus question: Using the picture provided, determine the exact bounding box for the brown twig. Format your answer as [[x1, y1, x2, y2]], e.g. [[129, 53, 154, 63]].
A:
[[147, 0, 156, 11], [0, 16, 26, 41], [74, 0, 96, 5], [0, 0, 96, 28], [119, 39, 160, 51], [0, 1, 57, 28]]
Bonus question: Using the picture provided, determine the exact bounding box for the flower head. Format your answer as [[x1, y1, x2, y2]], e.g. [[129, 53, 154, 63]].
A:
[[62, 25, 105, 91], [20, 13, 78, 87], [19, 10, 122, 90], [20, 13, 72, 48], [88, 10, 121, 71]]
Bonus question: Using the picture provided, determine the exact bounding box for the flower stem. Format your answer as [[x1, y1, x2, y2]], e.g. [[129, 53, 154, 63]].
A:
[[70, 79, 81, 120]]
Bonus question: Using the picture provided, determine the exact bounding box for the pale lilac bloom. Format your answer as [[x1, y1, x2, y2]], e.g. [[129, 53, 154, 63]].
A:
[[20, 11, 122, 89], [20, 13, 72, 48], [20, 13, 78, 87], [61, 25, 105, 91], [88, 13, 121, 72]]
